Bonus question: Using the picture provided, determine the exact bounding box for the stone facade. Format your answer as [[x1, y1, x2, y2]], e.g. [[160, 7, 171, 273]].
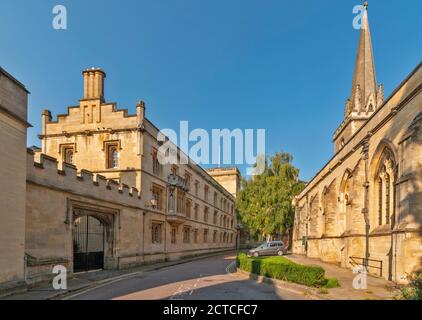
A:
[[292, 5, 422, 284], [0, 68, 30, 289], [206, 167, 241, 199], [0, 66, 238, 289]]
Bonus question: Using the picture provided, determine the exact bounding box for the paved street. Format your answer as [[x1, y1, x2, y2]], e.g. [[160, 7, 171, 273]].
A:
[[64, 253, 309, 300]]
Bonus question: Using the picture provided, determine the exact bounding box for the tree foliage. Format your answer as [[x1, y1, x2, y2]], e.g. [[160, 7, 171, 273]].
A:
[[236, 152, 305, 239]]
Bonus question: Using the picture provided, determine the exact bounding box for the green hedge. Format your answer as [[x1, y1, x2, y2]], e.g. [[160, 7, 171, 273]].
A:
[[237, 252, 332, 288]]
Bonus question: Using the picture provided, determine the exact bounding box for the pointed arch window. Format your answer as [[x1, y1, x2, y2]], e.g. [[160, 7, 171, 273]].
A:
[[378, 177, 383, 226], [385, 174, 391, 225], [374, 148, 396, 227]]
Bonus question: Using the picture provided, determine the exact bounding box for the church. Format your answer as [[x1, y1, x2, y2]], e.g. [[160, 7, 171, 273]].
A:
[[292, 3, 422, 283]]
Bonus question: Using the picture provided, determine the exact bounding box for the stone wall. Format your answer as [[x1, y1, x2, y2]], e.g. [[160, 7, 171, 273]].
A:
[[0, 68, 29, 288], [25, 149, 236, 283], [293, 63, 422, 283]]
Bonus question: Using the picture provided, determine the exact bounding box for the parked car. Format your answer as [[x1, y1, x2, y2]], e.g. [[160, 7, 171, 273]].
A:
[[248, 241, 286, 257]]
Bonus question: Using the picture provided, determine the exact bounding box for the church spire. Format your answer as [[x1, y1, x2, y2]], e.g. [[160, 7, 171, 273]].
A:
[[335, 1, 383, 152], [346, 1, 382, 115]]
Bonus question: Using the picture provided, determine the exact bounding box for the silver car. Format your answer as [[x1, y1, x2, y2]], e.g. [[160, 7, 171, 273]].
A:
[[248, 241, 286, 257]]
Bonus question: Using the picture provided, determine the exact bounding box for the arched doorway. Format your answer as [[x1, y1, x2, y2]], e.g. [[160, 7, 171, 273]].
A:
[[73, 216, 105, 273]]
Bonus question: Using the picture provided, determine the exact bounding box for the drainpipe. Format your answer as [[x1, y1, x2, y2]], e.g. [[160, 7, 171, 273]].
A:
[[305, 195, 309, 255], [362, 136, 371, 272], [142, 211, 146, 261]]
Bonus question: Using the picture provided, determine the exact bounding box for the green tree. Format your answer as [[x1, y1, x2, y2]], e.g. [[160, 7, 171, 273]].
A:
[[236, 152, 305, 242]]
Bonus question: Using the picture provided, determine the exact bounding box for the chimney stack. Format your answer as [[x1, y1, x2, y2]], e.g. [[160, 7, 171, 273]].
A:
[[82, 68, 106, 101]]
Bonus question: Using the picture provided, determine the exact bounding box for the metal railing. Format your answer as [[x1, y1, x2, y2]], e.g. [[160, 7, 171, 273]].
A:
[[349, 256, 383, 277]]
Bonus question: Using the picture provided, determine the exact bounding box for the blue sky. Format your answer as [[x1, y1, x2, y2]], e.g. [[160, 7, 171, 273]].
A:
[[0, 0, 421, 181]]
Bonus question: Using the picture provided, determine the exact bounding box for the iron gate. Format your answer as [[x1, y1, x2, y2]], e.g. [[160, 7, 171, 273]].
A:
[[73, 216, 105, 273]]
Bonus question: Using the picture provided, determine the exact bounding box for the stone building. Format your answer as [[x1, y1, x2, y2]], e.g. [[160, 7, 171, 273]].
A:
[[292, 4, 422, 283], [0, 68, 30, 291], [206, 167, 241, 199], [0, 66, 238, 291]]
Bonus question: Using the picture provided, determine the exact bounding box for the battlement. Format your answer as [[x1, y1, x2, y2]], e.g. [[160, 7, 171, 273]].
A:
[[40, 68, 147, 137], [40, 102, 141, 137], [206, 167, 240, 176], [26, 149, 141, 206]]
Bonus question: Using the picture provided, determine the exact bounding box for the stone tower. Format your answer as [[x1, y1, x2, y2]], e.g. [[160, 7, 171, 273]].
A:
[[333, 2, 384, 152], [206, 167, 241, 198]]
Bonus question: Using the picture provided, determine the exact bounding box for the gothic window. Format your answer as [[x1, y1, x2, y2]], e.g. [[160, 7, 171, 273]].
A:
[[213, 231, 218, 243], [203, 229, 208, 243], [106, 144, 119, 169], [378, 178, 383, 226], [204, 185, 209, 201], [152, 148, 161, 176], [152, 185, 163, 211], [193, 229, 198, 244], [176, 190, 185, 214], [204, 206, 209, 222], [171, 227, 177, 244], [374, 148, 396, 227], [171, 165, 178, 176], [184, 172, 191, 190], [152, 223, 162, 244], [194, 180, 199, 196], [385, 174, 391, 225], [194, 204, 199, 220], [111, 148, 118, 168], [185, 198, 192, 218], [64, 147, 74, 164], [60, 144, 76, 164], [339, 170, 352, 234], [183, 227, 191, 243], [309, 195, 319, 237]]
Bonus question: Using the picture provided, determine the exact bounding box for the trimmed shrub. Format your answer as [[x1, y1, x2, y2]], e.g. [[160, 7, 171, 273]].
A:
[[237, 252, 329, 287], [400, 270, 422, 300], [322, 278, 341, 289]]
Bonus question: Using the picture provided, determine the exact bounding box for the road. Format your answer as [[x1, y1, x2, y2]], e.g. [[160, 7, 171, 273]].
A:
[[65, 253, 310, 300]]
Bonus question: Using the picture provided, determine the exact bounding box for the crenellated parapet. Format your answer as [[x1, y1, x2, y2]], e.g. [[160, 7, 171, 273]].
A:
[[26, 149, 141, 206], [39, 103, 141, 137]]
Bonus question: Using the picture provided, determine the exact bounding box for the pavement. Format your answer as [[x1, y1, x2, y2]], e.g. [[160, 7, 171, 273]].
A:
[[287, 254, 401, 300], [1, 251, 401, 300], [63, 253, 308, 300], [1, 251, 237, 300]]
